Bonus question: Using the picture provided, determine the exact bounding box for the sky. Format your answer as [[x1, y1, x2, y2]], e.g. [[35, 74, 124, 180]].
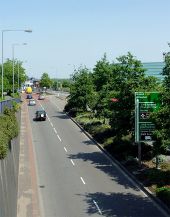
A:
[[1, 0, 170, 79]]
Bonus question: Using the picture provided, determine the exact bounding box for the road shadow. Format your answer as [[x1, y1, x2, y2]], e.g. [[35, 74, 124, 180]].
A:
[[51, 112, 70, 120], [77, 192, 163, 217], [68, 151, 138, 190]]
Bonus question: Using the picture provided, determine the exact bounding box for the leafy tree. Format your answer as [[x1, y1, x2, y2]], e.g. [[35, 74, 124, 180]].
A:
[[92, 54, 116, 120], [39, 73, 52, 88], [152, 50, 170, 158], [109, 52, 146, 136], [67, 67, 95, 111], [93, 53, 113, 92], [0, 59, 27, 96], [62, 80, 71, 88]]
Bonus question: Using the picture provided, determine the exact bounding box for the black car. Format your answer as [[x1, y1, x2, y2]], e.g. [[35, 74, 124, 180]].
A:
[[27, 94, 32, 99], [35, 110, 46, 121]]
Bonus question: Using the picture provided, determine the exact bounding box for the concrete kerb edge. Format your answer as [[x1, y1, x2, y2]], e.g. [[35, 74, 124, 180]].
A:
[[67, 113, 170, 216]]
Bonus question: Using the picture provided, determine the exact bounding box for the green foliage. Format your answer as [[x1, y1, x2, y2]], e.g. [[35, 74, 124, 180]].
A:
[[40, 73, 52, 88], [144, 169, 170, 187], [0, 107, 19, 159], [0, 131, 8, 159], [109, 52, 146, 136], [151, 50, 170, 155], [0, 59, 27, 95], [68, 66, 95, 111], [12, 101, 21, 112], [156, 186, 170, 207]]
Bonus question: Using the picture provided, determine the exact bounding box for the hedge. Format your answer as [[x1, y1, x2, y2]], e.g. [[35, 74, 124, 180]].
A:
[[156, 186, 170, 207], [0, 107, 19, 159]]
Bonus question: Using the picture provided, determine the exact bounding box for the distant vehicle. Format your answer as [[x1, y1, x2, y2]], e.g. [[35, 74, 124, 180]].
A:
[[29, 99, 36, 106], [26, 87, 32, 94], [35, 110, 46, 121], [27, 94, 32, 99], [38, 94, 45, 100]]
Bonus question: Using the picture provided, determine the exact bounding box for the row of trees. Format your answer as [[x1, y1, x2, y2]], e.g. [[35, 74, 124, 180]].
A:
[[0, 59, 27, 97], [66, 52, 169, 153], [39, 72, 71, 90]]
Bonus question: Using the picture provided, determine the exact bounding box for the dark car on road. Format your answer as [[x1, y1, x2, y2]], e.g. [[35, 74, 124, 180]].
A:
[[26, 94, 32, 99], [35, 110, 46, 121]]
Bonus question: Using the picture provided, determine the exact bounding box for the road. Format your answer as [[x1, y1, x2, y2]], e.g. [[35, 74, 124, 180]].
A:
[[26, 93, 168, 217]]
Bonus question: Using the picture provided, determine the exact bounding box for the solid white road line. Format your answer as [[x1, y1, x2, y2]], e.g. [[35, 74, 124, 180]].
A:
[[64, 147, 67, 152], [93, 200, 102, 215], [70, 159, 75, 166], [57, 135, 61, 141], [80, 177, 86, 185]]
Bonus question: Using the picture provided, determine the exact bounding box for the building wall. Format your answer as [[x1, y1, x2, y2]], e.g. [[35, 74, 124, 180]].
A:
[[142, 62, 165, 80]]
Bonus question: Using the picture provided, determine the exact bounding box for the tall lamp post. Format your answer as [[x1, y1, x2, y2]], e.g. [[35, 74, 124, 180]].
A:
[[12, 43, 27, 96], [1, 29, 32, 99]]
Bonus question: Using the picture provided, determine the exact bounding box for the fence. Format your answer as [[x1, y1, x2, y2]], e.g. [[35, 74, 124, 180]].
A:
[[0, 98, 21, 113]]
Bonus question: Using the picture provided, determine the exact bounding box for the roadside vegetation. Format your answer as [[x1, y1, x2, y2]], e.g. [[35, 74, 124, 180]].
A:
[[0, 59, 27, 100], [64, 52, 170, 208], [0, 106, 19, 159]]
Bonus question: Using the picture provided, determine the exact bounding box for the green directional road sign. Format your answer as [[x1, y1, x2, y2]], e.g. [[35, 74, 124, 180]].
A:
[[135, 92, 161, 142]]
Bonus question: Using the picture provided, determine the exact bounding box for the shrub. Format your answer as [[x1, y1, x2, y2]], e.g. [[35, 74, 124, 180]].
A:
[[145, 169, 170, 186], [12, 101, 21, 112], [0, 107, 19, 159], [0, 131, 8, 159], [156, 186, 170, 207], [0, 144, 8, 159]]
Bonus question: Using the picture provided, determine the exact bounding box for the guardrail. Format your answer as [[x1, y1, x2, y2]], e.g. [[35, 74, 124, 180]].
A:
[[0, 98, 21, 113]]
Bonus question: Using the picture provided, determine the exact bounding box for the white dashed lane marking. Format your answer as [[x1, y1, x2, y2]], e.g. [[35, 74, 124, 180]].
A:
[[80, 177, 86, 185], [57, 135, 61, 141], [53, 128, 57, 134], [93, 200, 102, 215], [70, 159, 75, 166]]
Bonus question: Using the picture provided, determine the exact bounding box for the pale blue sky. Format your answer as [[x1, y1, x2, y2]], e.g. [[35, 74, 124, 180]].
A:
[[1, 0, 170, 78]]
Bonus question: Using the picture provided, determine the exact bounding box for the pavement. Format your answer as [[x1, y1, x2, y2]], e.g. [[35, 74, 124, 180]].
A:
[[17, 94, 41, 217]]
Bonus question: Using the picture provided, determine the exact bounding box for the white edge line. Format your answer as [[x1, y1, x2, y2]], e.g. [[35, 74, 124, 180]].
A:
[[80, 177, 86, 185], [93, 200, 102, 215], [70, 159, 75, 166], [64, 147, 67, 152]]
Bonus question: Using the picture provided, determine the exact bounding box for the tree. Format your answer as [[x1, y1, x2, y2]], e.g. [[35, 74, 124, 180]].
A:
[[0, 59, 27, 96], [151, 50, 170, 159], [39, 73, 52, 88], [92, 54, 115, 120], [93, 53, 113, 92], [109, 52, 146, 136], [66, 66, 95, 111]]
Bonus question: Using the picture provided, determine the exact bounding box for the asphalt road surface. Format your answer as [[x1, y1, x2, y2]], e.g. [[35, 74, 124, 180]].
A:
[[27, 94, 168, 217]]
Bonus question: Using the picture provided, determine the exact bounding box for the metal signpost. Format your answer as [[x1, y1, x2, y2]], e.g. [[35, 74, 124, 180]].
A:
[[135, 92, 161, 166]]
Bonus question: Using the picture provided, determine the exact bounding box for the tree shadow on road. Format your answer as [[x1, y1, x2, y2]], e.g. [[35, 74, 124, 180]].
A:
[[68, 151, 138, 190], [77, 191, 164, 217]]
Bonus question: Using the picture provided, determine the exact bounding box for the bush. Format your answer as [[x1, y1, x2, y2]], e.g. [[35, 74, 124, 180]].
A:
[[0, 131, 8, 159], [144, 169, 170, 186], [156, 186, 170, 207], [0, 107, 19, 159], [12, 101, 21, 112]]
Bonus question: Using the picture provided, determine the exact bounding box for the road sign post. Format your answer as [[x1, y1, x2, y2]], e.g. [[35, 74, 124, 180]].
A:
[[135, 92, 161, 166]]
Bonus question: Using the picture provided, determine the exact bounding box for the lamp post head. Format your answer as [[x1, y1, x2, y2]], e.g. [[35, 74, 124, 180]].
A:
[[25, 29, 32, 33]]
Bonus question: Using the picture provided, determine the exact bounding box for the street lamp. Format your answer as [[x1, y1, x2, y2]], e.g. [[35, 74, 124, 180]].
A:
[[1, 29, 32, 99], [12, 43, 27, 96]]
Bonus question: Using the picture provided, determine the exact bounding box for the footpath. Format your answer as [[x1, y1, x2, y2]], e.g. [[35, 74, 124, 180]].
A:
[[17, 95, 41, 217]]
